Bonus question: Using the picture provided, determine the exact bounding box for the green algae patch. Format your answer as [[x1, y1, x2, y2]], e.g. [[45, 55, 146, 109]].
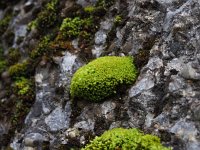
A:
[[82, 128, 171, 150], [70, 56, 137, 102]]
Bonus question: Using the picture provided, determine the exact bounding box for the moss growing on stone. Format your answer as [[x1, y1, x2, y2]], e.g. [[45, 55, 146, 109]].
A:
[[4, 29, 15, 47], [59, 17, 94, 40], [84, 6, 96, 14], [30, 34, 53, 59], [0, 15, 11, 35], [114, 15, 122, 25], [60, 17, 84, 39], [82, 128, 171, 150], [70, 56, 137, 102], [14, 77, 35, 100], [8, 60, 29, 78], [11, 99, 32, 131], [96, 0, 115, 9], [28, 0, 59, 32], [0, 46, 7, 74], [0, 60, 7, 74], [7, 48, 21, 65]]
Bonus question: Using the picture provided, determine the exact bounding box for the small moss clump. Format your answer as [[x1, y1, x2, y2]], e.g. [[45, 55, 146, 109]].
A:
[[0, 15, 11, 35], [84, 6, 96, 14], [60, 17, 84, 39], [59, 17, 94, 40], [82, 128, 171, 150], [28, 0, 59, 32], [70, 56, 137, 102], [7, 48, 21, 65], [114, 15, 122, 25], [30, 35, 53, 59], [14, 77, 35, 101], [96, 0, 115, 9], [0, 46, 7, 74], [8, 60, 29, 78], [0, 60, 7, 74]]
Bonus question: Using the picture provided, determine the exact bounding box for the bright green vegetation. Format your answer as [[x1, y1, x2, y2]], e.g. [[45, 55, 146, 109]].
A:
[[96, 0, 115, 9], [5, 59, 35, 144], [8, 60, 29, 78], [0, 0, 119, 148], [70, 56, 137, 102], [11, 77, 35, 132], [28, 0, 59, 32], [0, 60, 7, 74], [58, 0, 116, 42], [14, 77, 34, 100], [59, 17, 94, 40], [82, 128, 171, 150], [30, 34, 53, 59], [0, 15, 11, 35], [114, 15, 122, 25], [60, 17, 85, 39], [84, 6, 96, 14]]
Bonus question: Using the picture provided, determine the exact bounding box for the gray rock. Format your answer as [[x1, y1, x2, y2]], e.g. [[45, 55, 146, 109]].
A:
[[164, 58, 184, 76], [76, 0, 97, 7], [0, 90, 7, 99], [24, 133, 44, 147], [24, 1, 34, 12], [192, 105, 200, 121], [45, 106, 70, 132], [74, 119, 95, 131], [170, 120, 198, 149], [146, 57, 163, 71], [1, 71, 9, 79], [66, 128, 80, 138], [1, 71, 11, 84], [95, 31, 107, 45], [129, 76, 155, 97], [168, 75, 185, 92], [92, 18, 114, 57], [0, 81, 2, 91], [180, 62, 200, 80], [101, 101, 116, 120], [24, 147, 36, 150], [35, 73, 43, 84], [0, 10, 3, 20], [109, 121, 122, 129], [28, 101, 43, 118], [4, 0, 200, 149]]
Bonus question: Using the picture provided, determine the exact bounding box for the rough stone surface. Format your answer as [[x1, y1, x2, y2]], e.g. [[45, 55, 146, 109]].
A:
[[45, 106, 70, 132], [0, 0, 200, 150]]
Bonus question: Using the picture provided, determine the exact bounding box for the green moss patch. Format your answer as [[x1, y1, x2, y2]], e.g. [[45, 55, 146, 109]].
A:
[[96, 0, 115, 9], [14, 77, 35, 101], [0, 60, 7, 74], [8, 60, 29, 78], [0, 15, 12, 35], [0, 46, 7, 74], [82, 128, 171, 150], [27, 0, 59, 32], [30, 34, 53, 59], [59, 16, 95, 40], [7, 48, 21, 65], [70, 56, 137, 102]]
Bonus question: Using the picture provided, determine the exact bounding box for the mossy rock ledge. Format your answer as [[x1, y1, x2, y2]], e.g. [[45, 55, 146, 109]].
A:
[[82, 128, 171, 150], [70, 56, 138, 102]]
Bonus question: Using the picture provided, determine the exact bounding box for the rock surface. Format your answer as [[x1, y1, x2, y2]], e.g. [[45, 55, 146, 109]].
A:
[[0, 0, 200, 149]]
